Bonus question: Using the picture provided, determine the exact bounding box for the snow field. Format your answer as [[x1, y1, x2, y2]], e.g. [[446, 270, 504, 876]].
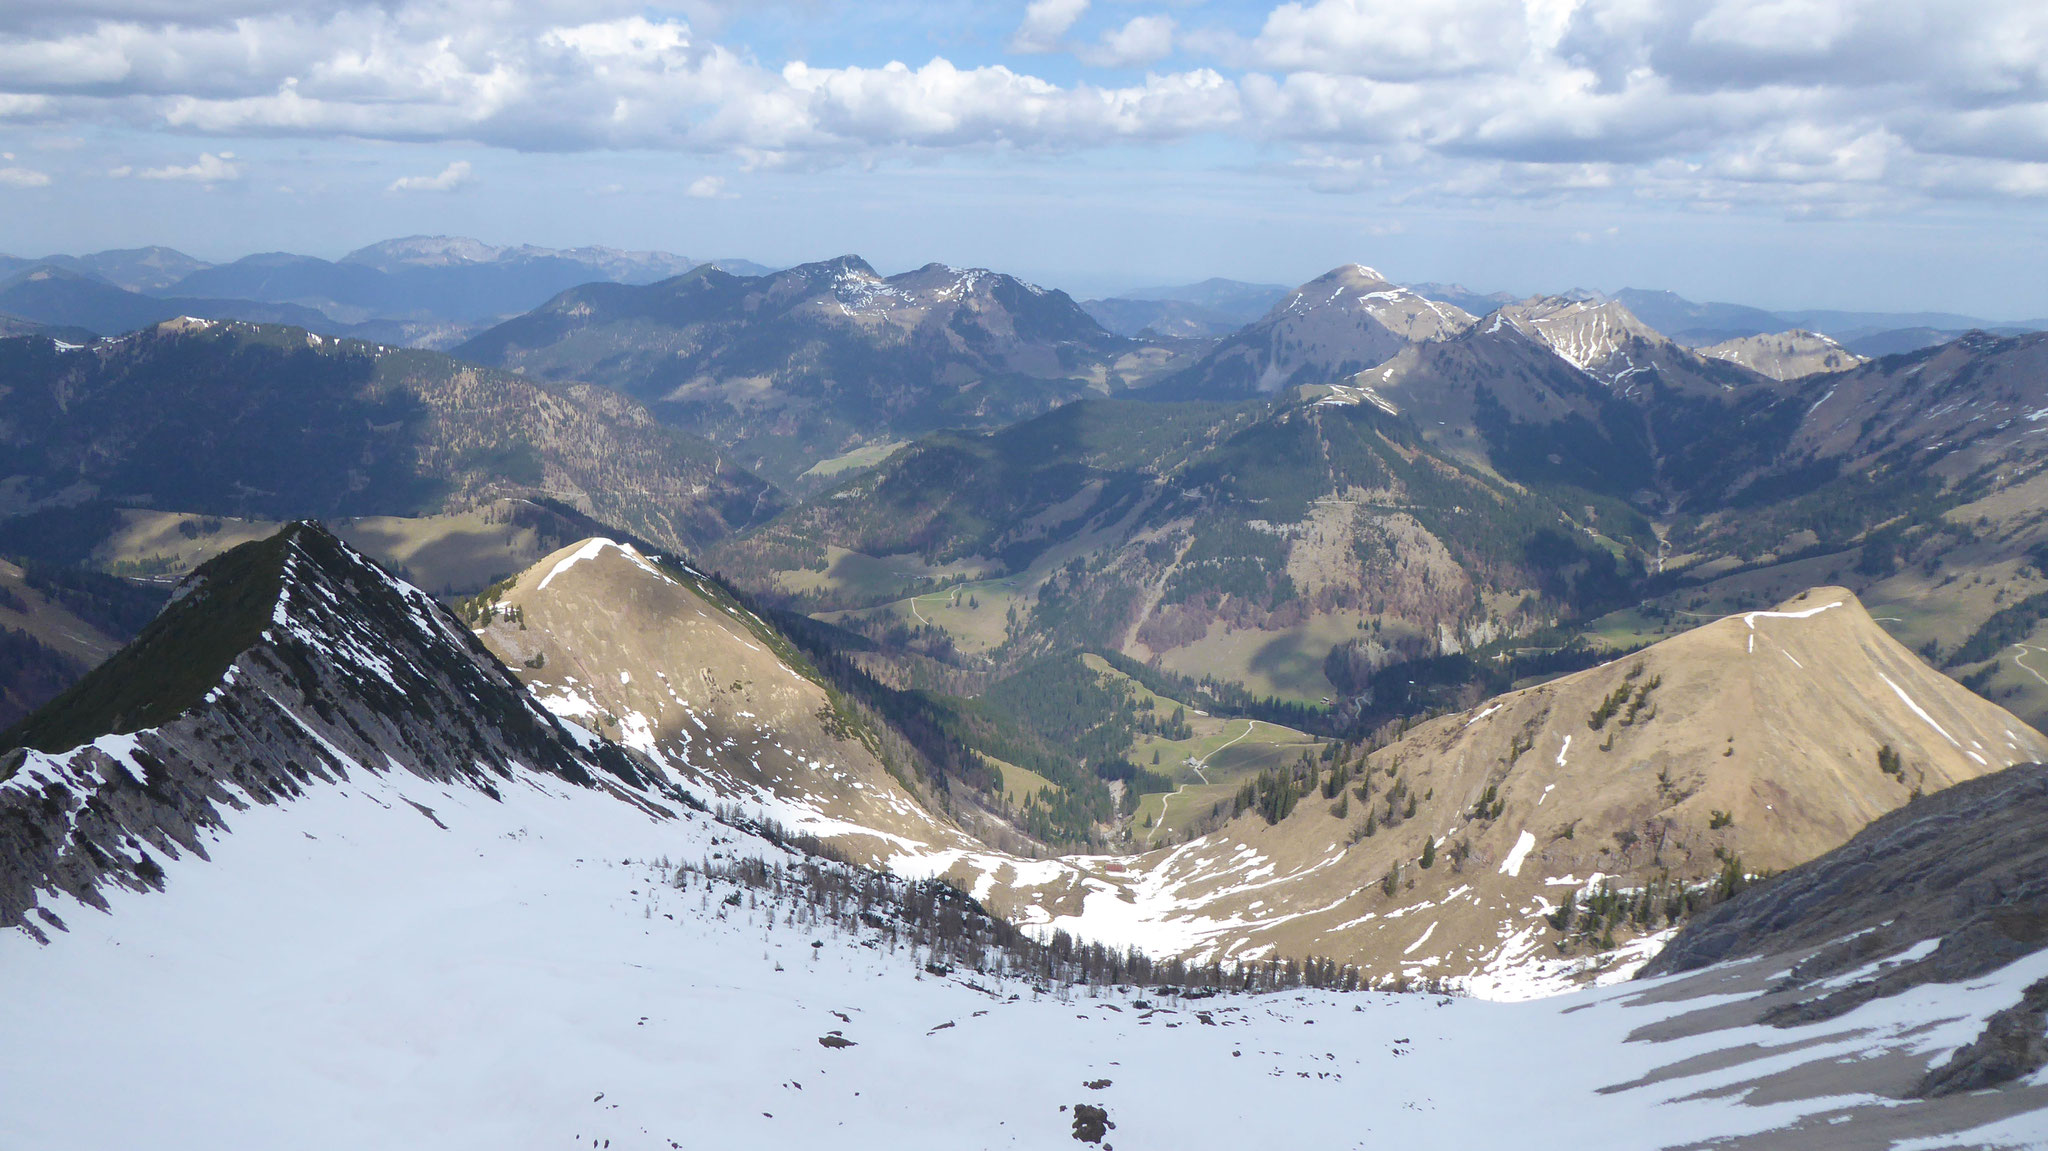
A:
[[4, 769, 2045, 1149]]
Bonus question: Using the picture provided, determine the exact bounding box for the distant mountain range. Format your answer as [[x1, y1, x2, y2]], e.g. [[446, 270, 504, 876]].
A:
[[1090, 276, 2047, 358], [9, 237, 2042, 372], [0, 245, 210, 293], [0, 237, 775, 348], [1609, 287, 2047, 356], [1081, 279, 1293, 338], [456, 256, 1185, 487], [7, 248, 2048, 741], [0, 265, 337, 339]]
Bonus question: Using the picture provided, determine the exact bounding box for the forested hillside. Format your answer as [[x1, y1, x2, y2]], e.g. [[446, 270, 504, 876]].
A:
[[0, 320, 779, 553]]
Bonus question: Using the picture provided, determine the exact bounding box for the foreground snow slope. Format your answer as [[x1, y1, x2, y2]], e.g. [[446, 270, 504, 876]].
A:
[[5, 763, 2045, 1151]]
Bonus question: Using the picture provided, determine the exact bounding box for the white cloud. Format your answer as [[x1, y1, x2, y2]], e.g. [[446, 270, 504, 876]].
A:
[[685, 174, 725, 197], [0, 165, 50, 186], [1246, 0, 1533, 80], [1078, 15, 1176, 68], [388, 160, 473, 192], [544, 15, 690, 60], [137, 151, 240, 181], [0, 0, 2045, 211], [1687, 0, 1859, 55], [1011, 0, 1089, 54], [0, 93, 51, 118]]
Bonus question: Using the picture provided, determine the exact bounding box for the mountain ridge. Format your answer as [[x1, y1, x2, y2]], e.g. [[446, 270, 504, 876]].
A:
[[456, 256, 1177, 487], [0, 522, 672, 941], [0, 319, 780, 553]]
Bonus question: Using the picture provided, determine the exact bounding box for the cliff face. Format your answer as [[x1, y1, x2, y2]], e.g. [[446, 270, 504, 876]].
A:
[[0, 522, 670, 941]]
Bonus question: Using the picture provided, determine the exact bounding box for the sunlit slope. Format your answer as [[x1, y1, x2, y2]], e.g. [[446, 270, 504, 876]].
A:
[[478, 550, 2047, 992], [474, 538, 979, 864], [1023, 588, 2048, 988]]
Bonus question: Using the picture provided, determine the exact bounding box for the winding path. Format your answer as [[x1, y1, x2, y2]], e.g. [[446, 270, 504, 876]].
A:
[[1196, 720, 1259, 781], [2013, 644, 2048, 689], [1142, 720, 1259, 847]]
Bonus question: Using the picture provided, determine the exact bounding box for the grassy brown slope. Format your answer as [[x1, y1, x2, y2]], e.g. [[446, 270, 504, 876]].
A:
[[473, 538, 988, 865], [1042, 586, 2048, 985]]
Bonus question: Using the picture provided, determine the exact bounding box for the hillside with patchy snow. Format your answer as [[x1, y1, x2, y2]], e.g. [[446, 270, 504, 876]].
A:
[[473, 539, 2048, 996], [473, 537, 982, 865], [1157, 264, 1474, 399]]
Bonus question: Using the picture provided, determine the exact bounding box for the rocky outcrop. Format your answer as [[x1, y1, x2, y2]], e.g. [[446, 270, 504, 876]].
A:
[[1642, 762, 2048, 1092], [1642, 763, 2048, 978]]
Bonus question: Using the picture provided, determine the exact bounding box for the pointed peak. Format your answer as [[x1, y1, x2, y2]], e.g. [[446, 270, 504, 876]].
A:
[[3, 521, 342, 755], [527, 537, 677, 594], [1309, 263, 1394, 290]]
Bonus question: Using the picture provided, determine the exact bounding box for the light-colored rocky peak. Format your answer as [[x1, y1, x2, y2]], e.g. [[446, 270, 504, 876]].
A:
[[1472, 296, 1674, 390], [1274, 264, 1472, 334], [1699, 329, 1866, 381], [1171, 264, 1480, 393], [1495, 295, 1669, 381], [890, 262, 1037, 304], [345, 234, 507, 268]]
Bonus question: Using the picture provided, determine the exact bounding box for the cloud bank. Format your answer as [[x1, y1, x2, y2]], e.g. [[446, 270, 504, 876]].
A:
[[0, 0, 2042, 211]]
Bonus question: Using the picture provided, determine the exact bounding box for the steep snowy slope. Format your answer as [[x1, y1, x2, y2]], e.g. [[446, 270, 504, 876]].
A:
[[1498, 294, 1668, 387], [1494, 294, 1779, 399]]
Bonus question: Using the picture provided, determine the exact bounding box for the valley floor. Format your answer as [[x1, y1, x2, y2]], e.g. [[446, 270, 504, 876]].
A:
[[3, 766, 2044, 1150]]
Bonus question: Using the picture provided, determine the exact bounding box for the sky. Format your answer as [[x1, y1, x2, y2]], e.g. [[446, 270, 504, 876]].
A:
[[0, 0, 2045, 314]]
